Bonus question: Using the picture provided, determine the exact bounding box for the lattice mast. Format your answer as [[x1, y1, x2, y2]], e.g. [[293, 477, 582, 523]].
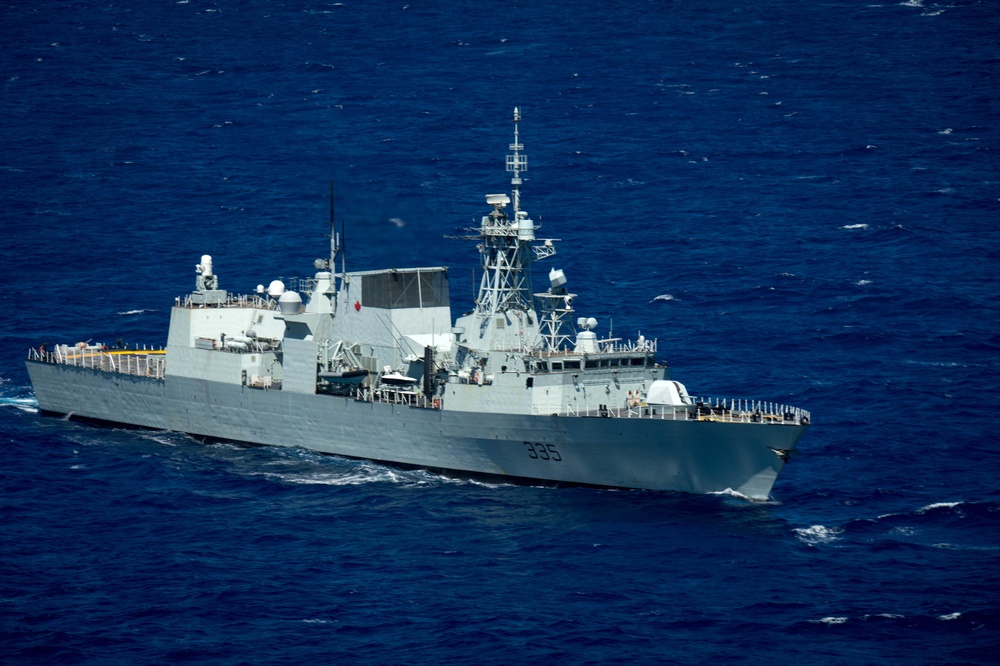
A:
[[473, 107, 536, 320]]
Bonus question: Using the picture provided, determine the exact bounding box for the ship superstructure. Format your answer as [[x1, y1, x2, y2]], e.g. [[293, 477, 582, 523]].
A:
[[26, 110, 809, 500]]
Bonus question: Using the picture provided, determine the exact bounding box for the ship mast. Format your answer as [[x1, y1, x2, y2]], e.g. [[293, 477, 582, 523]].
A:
[[508, 107, 527, 215], [472, 108, 536, 322]]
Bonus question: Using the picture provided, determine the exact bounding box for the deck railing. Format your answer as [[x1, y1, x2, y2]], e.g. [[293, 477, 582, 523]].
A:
[[27, 345, 167, 380], [178, 293, 276, 309], [535, 396, 810, 425]]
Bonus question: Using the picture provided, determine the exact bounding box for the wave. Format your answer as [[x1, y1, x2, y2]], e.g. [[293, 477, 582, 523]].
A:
[[793, 524, 844, 545], [137, 431, 185, 447], [0, 396, 39, 413], [708, 487, 762, 503], [808, 610, 969, 626], [117, 308, 156, 316], [249, 458, 513, 490], [917, 501, 964, 513], [812, 616, 848, 625]]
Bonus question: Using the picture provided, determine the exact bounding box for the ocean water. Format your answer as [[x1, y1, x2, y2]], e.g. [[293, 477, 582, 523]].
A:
[[2, 0, 999, 663]]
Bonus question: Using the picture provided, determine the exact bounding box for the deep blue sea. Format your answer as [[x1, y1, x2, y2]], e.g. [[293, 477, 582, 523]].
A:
[[2, 1, 999, 663]]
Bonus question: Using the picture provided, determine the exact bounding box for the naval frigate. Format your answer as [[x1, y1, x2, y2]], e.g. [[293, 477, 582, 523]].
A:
[[25, 109, 810, 500]]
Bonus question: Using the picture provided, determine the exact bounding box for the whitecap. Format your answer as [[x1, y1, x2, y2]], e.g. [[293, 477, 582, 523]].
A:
[[650, 294, 675, 303], [917, 501, 963, 513], [841, 223, 869, 229], [793, 524, 844, 545], [938, 612, 961, 621], [855, 279, 872, 285], [117, 308, 155, 316], [939, 128, 953, 135], [813, 616, 849, 625]]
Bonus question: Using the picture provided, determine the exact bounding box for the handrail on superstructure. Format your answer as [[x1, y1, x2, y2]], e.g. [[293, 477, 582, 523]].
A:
[[178, 293, 277, 309]]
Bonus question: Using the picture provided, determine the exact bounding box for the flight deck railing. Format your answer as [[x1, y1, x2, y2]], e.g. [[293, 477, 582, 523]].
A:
[[27, 345, 167, 380]]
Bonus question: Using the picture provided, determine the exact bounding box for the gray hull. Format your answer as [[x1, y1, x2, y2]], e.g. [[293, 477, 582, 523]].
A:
[[27, 360, 805, 499]]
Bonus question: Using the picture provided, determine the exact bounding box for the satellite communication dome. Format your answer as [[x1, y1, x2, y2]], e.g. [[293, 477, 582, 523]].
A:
[[267, 280, 285, 297], [277, 290, 302, 315]]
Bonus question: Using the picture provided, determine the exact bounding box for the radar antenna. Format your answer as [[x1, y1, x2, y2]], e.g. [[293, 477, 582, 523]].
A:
[[507, 107, 527, 213]]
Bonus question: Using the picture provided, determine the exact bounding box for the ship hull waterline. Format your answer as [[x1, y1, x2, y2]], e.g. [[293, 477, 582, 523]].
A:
[[26, 361, 805, 500]]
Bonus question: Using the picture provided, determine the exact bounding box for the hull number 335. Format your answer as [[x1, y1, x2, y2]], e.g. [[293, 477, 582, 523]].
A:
[[524, 441, 562, 461]]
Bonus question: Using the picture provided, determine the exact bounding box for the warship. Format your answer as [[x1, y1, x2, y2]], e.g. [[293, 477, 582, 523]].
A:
[[26, 109, 810, 500]]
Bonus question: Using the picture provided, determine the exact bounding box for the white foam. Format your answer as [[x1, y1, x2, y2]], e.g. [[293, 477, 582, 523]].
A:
[[855, 279, 873, 286], [708, 487, 772, 503], [651, 294, 676, 303], [938, 612, 961, 621], [793, 524, 844, 545], [258, 464, 432, 488], [0, 397, 39, 413], [117, 308, 155, 316], [814, 616, 849, 625], [841, 223, 869, 229], [918, 501, 963, 513], [139, 432, 182, 447]]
